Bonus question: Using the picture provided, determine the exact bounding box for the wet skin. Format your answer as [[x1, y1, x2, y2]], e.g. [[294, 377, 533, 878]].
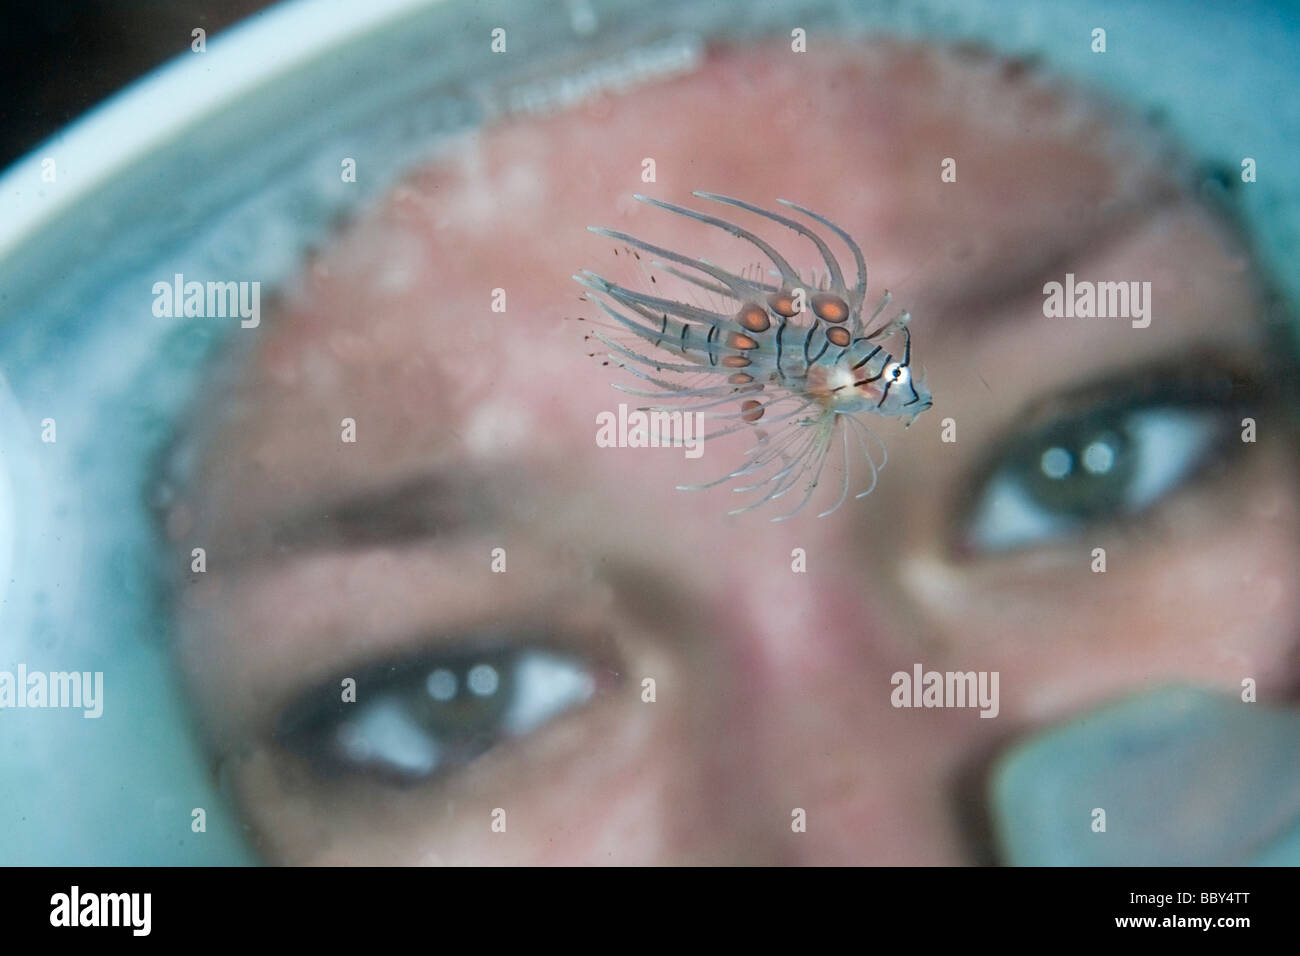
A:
[[168, 41, 1299, 864]]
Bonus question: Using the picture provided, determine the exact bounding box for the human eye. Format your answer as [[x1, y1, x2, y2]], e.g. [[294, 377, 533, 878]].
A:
[[273, 641, 599, 785], [960, 361, 1262, 554]]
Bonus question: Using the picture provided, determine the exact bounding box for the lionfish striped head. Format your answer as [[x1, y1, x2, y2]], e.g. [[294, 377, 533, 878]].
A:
[[574, 191, 932, 520]]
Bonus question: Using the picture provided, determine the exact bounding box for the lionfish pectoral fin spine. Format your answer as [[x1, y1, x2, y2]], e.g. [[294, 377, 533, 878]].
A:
[[815, 423, 854, 518], [634, 194, 802, 288], [592, 331, 734, 377], [693, 191, 849, 302], [588, 226, 761, 301], [653, 262, 780, 298], [576, 269, 731, 331], [774, 198, 868, 310]]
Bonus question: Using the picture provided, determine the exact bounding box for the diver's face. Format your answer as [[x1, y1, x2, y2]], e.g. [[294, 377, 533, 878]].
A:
[[171, 41, 1298, 864]]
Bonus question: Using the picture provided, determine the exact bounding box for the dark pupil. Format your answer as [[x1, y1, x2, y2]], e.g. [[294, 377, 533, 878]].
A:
[[275, 651, 517, 780], [416, 661, 513, 735], [1017, 424, 1133, 519]]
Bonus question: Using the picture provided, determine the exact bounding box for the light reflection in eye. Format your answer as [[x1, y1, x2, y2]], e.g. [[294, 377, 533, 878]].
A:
[[466, 663, 499, 696], [966, 403, 1234, 554], [501, 652, 597, 736], [282, 648, 597, 784], [1082, 439, 1116, 474], [337, 697, 440, 777], [1039, 447, 1072, 479], [1123, 410, 1221, 510], [426, 668, 457, 701]]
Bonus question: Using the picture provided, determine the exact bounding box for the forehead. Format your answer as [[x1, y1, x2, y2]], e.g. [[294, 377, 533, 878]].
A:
[[180, 39, 1201, 539]]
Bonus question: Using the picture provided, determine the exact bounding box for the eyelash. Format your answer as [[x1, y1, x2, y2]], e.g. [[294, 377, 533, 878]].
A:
[[960, 369, 1258, 554], [272, 643, 599, 785]]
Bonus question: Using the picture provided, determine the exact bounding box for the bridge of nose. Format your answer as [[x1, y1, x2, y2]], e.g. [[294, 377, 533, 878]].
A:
[[676, 539, 992, 863]]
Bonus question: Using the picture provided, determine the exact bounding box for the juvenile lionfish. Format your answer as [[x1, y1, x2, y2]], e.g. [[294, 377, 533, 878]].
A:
[[575, 192, 932, 520]]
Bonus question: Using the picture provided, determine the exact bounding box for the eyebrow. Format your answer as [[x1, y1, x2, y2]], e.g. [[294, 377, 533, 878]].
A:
[[1017, 350, 1271, 431], [927, 188, 1185, 336], [224, 472, 495, 564]]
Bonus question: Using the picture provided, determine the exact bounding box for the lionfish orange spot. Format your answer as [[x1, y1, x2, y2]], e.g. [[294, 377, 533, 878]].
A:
[[768, 291, 799, 317], [735, 303, 771, 332], [575, 191, 932, 520], [812, 292, 850, 323]]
